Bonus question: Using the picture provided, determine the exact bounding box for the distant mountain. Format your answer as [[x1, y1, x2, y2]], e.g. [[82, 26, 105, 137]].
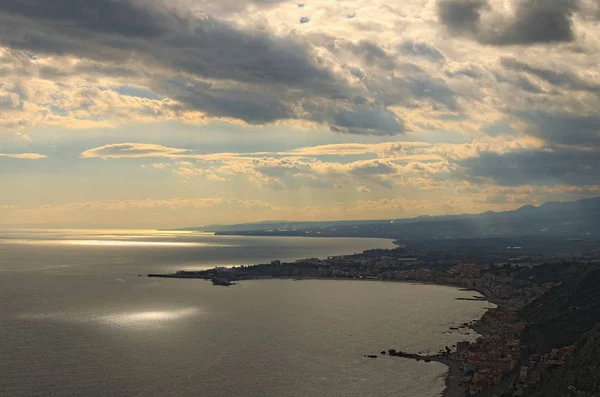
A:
[[188, 197, 600, 240]]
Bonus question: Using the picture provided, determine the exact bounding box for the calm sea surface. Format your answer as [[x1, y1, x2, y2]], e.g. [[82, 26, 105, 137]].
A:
[[0, 230, 490, 397]]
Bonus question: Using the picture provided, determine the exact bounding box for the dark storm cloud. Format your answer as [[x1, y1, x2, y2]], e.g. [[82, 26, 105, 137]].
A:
[[438, 0, 579, 46], [458, 149, 600, 186], [398, 41, 445, 63], [438, 0, 488, 35], [155, 78, 295, 124], [490, 0, 578, 45], [0, 0, 339, 92], [0, 0, 419, 132]]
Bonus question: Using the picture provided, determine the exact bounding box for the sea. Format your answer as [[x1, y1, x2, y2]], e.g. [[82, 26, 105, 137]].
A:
[[0, 229, 491, 397]]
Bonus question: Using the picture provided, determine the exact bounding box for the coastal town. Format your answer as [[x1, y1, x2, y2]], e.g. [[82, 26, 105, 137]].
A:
[[150, 238, 600, 397]]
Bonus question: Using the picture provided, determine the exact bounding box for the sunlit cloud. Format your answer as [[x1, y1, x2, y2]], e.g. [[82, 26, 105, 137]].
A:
[[0, 153, 47, 159], [0, 0, 599, 226]]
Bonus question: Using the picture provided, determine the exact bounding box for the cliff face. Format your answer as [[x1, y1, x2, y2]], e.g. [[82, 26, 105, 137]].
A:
[[533, 324, 600, 397]]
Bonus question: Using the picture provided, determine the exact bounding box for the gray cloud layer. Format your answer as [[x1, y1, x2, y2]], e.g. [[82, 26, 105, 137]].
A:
[[501, 57, 600, 93], [0, 0, 335, 89], [438, 0, 579, 45], [0, 0, 390, 131], [0, 0, 432, 135], [458, 149, 600, 186]]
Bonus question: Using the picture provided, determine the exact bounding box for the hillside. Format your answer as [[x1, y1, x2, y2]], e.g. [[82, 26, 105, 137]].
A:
[[521, 267, 600, 353], [532, 324, 600, 397]]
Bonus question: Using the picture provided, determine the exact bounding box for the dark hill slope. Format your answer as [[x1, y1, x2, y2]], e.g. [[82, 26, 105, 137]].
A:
[[533, 324, 600, 397], [521, 267, 600, 353]]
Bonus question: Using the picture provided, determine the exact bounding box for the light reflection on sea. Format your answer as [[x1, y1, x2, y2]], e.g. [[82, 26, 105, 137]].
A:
[[0, 229, 488, 397], [2, 239, 235, 247]]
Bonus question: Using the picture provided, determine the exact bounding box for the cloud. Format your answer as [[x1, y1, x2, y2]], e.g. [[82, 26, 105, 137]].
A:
[[80, 141, 445, 165], [438, 0, 579, 45], [515, 112, 600, 148], [348, 40, 396, 70], [84, 138, 523, 191], [173, 156, 409, 190], [0, 0, 336, 90], [178, 0, 289, 15], [438, 0, 488, 36], [328, 106, 406, 135], [154, 77, 296, 125], [457, 149, 600, 186], [81, 143, 189, 159], [399, 41, 445, 63], [500, 57, 600, 93], [282, 142, 434, 157], [54, 198, 272, 211], [2, 0, 416, 132], [0, 153, 47, 159], [148, 163, 168, 169]]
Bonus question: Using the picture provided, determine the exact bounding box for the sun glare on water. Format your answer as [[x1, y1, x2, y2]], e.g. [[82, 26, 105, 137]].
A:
[[20, 308, 203, 328], [62, 240, 206, 247], [101, 308, 202, 327], [0, 228, 234, 247]]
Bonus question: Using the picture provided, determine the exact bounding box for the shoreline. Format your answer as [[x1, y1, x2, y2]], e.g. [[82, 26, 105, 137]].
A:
[[149, 274, 494, 397], [264, 278, 498, 397]]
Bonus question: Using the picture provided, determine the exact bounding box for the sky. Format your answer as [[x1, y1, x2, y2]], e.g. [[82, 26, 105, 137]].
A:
[[1, 0, 600, 228]]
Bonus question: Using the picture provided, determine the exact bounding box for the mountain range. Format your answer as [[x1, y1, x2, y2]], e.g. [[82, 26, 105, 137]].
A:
[[185, 197, 600, 240]]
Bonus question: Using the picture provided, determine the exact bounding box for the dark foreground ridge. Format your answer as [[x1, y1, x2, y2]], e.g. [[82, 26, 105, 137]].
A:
[[148, 238, 600, 396]]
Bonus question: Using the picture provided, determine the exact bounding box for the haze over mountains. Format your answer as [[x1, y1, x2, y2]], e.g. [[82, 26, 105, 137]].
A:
[[190, 197, 600, 240]]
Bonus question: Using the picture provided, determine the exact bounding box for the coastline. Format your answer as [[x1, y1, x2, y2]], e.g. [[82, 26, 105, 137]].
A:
[[150, 274, 493, 397], [279, 278, 498, 397]]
